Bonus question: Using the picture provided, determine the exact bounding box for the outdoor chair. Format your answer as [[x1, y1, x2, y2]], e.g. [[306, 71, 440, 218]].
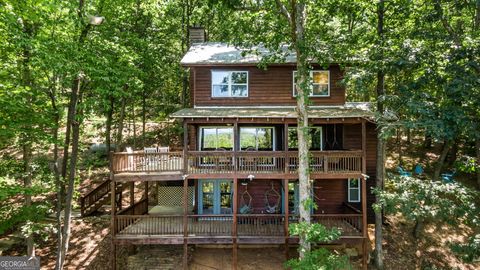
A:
[[126, 147, 135, 171], [144, 147, 159, 170], [396, 166, 412, 177], [441, 170, 456, 183]]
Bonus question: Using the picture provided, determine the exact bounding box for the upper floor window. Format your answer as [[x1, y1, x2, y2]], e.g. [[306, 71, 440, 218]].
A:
[[240, 127, 275, 151], [293, 70, 330, 97], [212, 71, 248, 97], [199, 127, 234, 151]]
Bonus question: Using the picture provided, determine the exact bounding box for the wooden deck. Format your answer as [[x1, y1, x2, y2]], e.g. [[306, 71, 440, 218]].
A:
[[111, 150, 364, 180], [114, 213, 363, 244]]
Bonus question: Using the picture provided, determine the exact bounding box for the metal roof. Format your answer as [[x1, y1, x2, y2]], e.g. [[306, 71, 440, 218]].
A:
[[170, 103, 375, 119], [180, 43, 296, 65]]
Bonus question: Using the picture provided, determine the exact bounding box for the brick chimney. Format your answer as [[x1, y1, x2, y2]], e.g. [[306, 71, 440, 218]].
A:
[[188, 26, 206, 45]]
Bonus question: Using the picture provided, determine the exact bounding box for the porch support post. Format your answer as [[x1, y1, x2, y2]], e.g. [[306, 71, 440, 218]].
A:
[[145, 181, 149, 201], [283, 178, 289, 260], [130, 182, 134, 207], [362, 119, 367, 174], [233, 121, 238, 172], [284, 123, 289, 175], [361, 119, 368, 270], [182, 120, 189, 270], [361, 175, 368, 270], [183, 175, 188, 270], [109, 152, 116, 270], [232, 177, 238, 270]]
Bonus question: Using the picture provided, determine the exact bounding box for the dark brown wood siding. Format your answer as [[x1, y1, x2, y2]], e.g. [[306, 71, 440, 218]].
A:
[[236, 180, 283, 214], [191, 65, 345, 106], [365, 122, 377, 223], [342, 122, 377, 223], [313, 180, 348, 214]]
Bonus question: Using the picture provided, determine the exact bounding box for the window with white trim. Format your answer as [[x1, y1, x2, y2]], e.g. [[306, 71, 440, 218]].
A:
[[239, 127, 275, 151], [199, 127, 234, 151], [212, 71, 248, 97], [293, 70, 330, 97], [348, 178, 361, 203]]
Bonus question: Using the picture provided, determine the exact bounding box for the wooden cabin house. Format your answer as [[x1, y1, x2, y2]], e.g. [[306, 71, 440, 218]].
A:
[[97, 30, 377, 269]]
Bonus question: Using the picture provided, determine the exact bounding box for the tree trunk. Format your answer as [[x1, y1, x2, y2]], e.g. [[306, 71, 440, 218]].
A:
[[413, 218, 424, 239], [20, 18, 35, 258], [374, 1, 385, 269], [142, 89, 146, 148], [105, 95, 114, 153], [406, 127, 411, 145], [57, 79, 83, 270], [293, 2, 311, 259], [476, 138, 480, 189], [397, 128, 402, 165], [22, 143, 35, 257], [433, 140, 452, 181], [132, 103, 137, 149], [48, 87, 62, 266], [424, 132, 432, 149], [447, 142, 458, 166], [115, 95, 127, 152]]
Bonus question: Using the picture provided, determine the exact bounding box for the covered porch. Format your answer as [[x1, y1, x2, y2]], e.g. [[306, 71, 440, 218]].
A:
[[111, 177, 367, 244]]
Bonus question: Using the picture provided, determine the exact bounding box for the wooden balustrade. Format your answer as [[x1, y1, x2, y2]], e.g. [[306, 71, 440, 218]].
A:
[[115, 213, 362, 237], [187, 151, 235, 174], [187, 215, 233, 236], [117, 198, 148, 216], [80, 179, 111, 216], [112, 151, 183, 173], [287, 151, 363, 174], [237, 214, 285, 236], [116, 215, 184, 235], [310, 214, 363, 236], [112, 150, 363, 175]]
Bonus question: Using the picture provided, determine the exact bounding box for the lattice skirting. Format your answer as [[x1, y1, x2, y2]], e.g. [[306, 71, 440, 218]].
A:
[[157, 186, 194, 207]]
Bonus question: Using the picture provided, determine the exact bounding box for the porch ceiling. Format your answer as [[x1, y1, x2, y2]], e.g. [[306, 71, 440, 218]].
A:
[[170, 102, 375, 120]]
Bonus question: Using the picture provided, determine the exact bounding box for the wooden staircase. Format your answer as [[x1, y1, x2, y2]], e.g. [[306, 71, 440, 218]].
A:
[[80, 179, 122, 216]]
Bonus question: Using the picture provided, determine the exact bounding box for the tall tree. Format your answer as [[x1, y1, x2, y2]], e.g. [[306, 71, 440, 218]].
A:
[[374, 0, 385, 268]]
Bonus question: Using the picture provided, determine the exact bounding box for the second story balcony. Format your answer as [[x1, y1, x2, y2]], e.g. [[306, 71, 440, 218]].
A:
[[111, 150, 364, 180]]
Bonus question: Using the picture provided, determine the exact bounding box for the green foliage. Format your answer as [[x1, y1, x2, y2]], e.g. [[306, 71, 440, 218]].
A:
[[374, 174, 479, 234], [454, 155, 478, 174], [289, 222, 342, 244], [285, 247, 351, 270], [288, 222, 350, 270], [450, 234, 480, 263]]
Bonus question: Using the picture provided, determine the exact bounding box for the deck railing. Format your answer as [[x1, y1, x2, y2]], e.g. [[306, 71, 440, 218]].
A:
[[237, 214, 285, 236], [112, 151, 183, 173], [111, 150, 363, 175], [288, 214, 363, 237], [116, 214, 184, 235], [115, 213, 362, 237], [80, 179, 111, 216]]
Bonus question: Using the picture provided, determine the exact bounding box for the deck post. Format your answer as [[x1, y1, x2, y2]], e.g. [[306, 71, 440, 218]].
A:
[[284, 123, 289, 174], [362, 119, 367, 174], [233, 177, 238, 270], [145, 181, 149, 201], [109, 151, 116, 270], [183, 174, 189, 270], [283, 178, 289, 260], [233, 121, 238, 172], [182, 120, 189, 269], [361, 175, 368, 269], [130, 182, 134, 207], [361, 119, 368, 270]]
